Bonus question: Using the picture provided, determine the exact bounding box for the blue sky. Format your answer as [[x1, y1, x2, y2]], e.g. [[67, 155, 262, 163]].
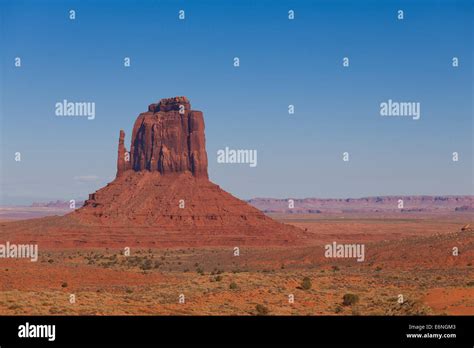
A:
[[1, 0, 472, 205]]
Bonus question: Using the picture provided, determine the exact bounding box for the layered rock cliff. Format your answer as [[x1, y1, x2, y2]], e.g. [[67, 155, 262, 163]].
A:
[[116, 96, 208, 178]]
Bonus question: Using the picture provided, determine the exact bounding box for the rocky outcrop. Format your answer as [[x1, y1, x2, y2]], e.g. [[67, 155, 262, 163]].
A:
[[68, 97, 305, 246], [116, 130, 131, 177], [147, 96, 191, 113], [117, 96, 208, 178]]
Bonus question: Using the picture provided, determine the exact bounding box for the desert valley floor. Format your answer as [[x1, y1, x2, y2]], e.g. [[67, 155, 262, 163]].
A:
[[1, 212, 473, 315]]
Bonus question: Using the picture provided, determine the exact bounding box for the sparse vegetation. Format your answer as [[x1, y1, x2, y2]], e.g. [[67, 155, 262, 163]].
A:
[[342, 293, 359, 306], [1, 221, 470, 316], [210, 275, 223, 282], [153, 260, 162, 269], [255, 304, 269, 316], [301, 277, 312, 290], [140, 258, 153, 270]]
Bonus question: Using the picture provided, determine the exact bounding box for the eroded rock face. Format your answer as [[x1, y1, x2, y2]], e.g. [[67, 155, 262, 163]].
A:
[[117, 96, 208, 178], [45, 96, 306, 247], [148, 96, 191, 113], [116, 130, 130, 177]]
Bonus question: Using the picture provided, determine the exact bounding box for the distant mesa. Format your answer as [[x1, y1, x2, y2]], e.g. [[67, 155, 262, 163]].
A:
[[31, 200, 84, 209], [455, 205, 474, 212], [248, 196, 474, 214]]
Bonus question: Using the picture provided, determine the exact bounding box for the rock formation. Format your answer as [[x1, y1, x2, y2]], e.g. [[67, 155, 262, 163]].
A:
[[0, 97, 307, 248], [248, 196, 474, 214], [59, 97, 305, 246], [116, 130, 131, 177], [117, 96, 208, 178]]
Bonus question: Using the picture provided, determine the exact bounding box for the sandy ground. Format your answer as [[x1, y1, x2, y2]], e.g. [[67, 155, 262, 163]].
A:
[[0, 213, 473, 315]]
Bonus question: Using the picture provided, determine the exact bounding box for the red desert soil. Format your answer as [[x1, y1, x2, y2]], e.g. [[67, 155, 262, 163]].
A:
[[423, 288, 474, 315], [0, 215, 473, 315]]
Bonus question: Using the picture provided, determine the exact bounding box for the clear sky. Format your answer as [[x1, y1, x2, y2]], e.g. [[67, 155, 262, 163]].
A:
[[1, 0, 472, 205]]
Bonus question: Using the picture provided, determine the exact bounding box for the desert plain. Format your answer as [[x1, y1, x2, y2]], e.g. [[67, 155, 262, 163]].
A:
[[0, 210, 472, 316]]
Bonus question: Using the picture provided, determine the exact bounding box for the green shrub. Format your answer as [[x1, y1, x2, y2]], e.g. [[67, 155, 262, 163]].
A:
[[140, 259, 153, 270], [229, 282, 238, 290], [256, 304, 269, 316], [342, 293, 359, 306], [301, 277, 312, 290], [153, 260, 162, 269]]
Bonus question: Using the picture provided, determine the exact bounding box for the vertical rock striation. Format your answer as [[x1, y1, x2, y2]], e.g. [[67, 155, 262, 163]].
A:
[[117, 96, 208, 178], [116, 130, 130, 177]]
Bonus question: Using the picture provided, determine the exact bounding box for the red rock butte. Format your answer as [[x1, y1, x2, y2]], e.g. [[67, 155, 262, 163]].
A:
[[1, 97, 307, 247], [117, 96, 208, 178]]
